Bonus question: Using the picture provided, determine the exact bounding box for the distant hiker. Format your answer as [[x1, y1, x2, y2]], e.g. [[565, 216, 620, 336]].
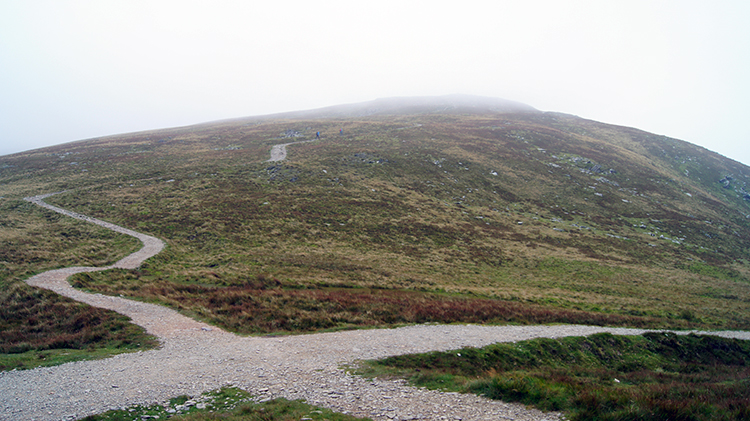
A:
[[316, 131, 320, 139], [340, 128, 343, 135]]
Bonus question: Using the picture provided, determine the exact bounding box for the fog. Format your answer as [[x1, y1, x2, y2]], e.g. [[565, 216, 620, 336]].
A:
[[1, 1, 749, 165]]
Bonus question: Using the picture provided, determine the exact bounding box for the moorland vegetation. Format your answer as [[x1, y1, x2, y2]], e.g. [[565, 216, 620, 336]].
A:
[[1, 96, 749, 375], [358, 331, 750, 420]]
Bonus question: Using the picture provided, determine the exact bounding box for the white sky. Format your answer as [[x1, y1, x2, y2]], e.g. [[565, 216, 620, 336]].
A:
[[1, 1, 749, 166]]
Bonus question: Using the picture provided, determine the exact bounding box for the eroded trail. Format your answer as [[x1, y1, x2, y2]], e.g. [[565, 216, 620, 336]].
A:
[[3, 195, 749, 421], [267, 138, 316, 162], [22, 193, 214, 339]]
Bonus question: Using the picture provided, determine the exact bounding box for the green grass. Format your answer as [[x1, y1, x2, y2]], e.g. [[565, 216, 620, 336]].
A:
[[80, 387, 369, 421], [0, 346, 149, 372], [356, 332, 750, 421]]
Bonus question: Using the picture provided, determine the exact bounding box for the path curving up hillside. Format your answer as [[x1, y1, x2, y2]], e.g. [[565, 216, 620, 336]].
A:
[[2, 195, 750, 420], [267, 138, 317, 162]]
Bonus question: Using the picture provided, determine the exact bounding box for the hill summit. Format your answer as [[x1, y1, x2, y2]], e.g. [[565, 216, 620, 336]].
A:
[[260, 94, 538, 119]]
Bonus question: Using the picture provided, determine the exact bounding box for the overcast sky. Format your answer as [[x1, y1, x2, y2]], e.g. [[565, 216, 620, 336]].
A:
[[1, 1, 749, 165]]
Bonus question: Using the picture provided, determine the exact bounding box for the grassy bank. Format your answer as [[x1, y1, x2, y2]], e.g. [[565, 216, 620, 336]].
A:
[[81, 387, 369, 421], [357, 332, 750, 421]]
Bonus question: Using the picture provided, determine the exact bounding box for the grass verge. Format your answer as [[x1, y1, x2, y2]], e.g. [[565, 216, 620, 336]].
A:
[[0, 282, 159, 371], [355, 332, 750, 421], [81, 387, 369, 421]]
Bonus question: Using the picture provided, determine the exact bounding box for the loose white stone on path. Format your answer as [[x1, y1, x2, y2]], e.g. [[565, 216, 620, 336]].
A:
[[267, 138, 317, 162]]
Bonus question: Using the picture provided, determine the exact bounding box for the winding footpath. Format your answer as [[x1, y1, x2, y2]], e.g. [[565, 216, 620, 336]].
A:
[[267, 138, 317, 162], [3, 184, 750, 420]]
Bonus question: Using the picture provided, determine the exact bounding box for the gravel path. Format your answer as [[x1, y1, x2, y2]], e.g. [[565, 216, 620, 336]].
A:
[[267, 139, 316, 162], [3, 195, 750, 421]]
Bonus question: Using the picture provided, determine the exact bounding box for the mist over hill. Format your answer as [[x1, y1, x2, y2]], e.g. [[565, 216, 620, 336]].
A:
[[2, 95, 750, 355], [254, 94, 539, 119]]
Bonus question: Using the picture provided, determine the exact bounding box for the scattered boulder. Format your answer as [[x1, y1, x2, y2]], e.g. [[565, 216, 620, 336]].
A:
[[281, 129, 302, 138], [265, 164, 300, 182], [719, 175, 733, 189]]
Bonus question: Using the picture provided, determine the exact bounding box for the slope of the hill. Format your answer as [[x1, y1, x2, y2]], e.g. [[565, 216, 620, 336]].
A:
[[1, 96, 749, 358]]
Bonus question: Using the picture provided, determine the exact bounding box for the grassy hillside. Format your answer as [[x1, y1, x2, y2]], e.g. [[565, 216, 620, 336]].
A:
[[1, 97, 749, 365]]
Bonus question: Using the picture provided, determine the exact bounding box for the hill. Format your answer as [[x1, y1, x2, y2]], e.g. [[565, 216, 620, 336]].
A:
[[256, 94, 538, 119], [1, 95, 749, 366]]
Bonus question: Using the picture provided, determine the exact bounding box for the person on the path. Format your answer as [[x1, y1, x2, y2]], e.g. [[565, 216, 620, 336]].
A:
[[316, 131, 320, 139]]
